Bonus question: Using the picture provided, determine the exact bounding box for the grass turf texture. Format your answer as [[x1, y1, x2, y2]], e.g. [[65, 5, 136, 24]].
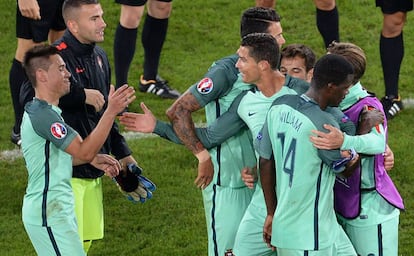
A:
[[0, 0, 413, 255]]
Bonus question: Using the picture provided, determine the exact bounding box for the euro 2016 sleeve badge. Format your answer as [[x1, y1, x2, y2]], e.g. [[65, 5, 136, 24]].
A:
[[50, 122, 68, 139], [196, 77, 213, 94]]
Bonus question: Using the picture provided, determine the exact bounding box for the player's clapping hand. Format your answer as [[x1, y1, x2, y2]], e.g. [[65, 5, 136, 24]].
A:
[[85, 89, 105, 112], [90, 154, 121, 178], [119, 102, 157, 133], [106, 84, 136, 116]]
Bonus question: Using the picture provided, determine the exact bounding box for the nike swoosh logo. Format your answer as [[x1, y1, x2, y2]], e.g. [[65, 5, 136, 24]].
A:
[[248, 112, 256, 117]]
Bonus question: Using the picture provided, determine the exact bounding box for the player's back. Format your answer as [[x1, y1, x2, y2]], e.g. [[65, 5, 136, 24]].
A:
[[265, 94, 342, 250]]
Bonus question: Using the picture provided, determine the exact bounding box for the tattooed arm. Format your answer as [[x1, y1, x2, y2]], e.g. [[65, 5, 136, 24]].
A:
[[166, 92, 213, 189]]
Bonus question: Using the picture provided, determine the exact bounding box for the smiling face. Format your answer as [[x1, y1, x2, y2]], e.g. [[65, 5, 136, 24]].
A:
[[69, 3, 106, 44], [235, 45, 261, 84], [46, 54, 72, 97]]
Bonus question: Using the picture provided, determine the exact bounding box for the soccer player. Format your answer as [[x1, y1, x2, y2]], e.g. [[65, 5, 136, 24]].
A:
[[21, 44, 134, 255], [9, 0, 66, 146], [54, 0, 142, 252], [311, 41, 405, 255], [280, 43, 316, 83], [164, 7, 286, 255], [120, 33, 306, 256], [257, 54, 358, 255], [114, 0, 180, 99], [279, 43, 395, 172], [119, 37, 366, 255], [228, 34, 311, 256], [119, 39, 386, 256], [377, 0, 413, 119]]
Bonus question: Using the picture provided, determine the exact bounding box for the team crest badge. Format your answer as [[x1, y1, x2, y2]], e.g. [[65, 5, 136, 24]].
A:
[[50, 123, 67, 139], [97, 56, 103, 72], [197, 77, 213, 94]]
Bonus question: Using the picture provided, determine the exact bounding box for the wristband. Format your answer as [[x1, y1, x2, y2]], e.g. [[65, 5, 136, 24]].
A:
[[195, 149, 210, 162]]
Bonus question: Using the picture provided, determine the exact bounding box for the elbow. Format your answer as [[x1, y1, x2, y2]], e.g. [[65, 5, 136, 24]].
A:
[[166, 102, 191, 122], [166, 92, 199, 122], [166, 104, 177, 122]]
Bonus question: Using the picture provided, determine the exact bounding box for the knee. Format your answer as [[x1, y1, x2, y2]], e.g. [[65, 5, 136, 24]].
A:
[[314, 0, 336, 10], [147, 1, 172, 19], [382, 13, 406, 37], [119, 5, 145, 28]]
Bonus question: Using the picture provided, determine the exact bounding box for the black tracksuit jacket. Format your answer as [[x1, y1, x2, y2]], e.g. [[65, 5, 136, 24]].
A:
[[54, 30, 131, 179]]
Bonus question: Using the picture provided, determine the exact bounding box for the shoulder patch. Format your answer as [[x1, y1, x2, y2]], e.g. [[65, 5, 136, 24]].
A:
[[341, 114, 350, 123], [50, 122, 68, 139], [196, 77, 214, 94]]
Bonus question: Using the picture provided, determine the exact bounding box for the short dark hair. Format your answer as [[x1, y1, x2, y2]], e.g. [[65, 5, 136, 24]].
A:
[[240, 7, 281, 38], [240, 33, 280, 70], [281, 44, 316, 72], [63, 0, 99, 21], [23, 44, 59, 87], [312, 54, 354, 89]]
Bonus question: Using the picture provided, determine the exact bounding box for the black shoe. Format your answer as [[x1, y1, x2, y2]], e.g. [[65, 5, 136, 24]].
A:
[[11, 130, 21, 146], [381, 96, 403, 120], [139, 75, 181, 99]]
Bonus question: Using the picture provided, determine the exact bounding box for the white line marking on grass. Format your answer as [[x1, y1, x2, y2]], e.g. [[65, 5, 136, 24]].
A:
[[403, 98, 414, 108], [0, 132, 157, 162], [0, 148, 22, 161], [121, 131, 158, 140], [0, 122, 207, 162]]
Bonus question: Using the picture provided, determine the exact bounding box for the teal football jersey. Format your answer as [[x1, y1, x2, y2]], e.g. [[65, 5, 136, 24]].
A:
[[21, 99, 78, 226], [256, 94, 347, 250]]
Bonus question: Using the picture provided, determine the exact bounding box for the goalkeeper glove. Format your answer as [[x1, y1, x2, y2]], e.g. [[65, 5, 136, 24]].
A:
[[113, 163, 156, 203]]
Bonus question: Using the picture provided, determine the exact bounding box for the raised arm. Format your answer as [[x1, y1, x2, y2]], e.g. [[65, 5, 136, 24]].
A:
[[66, 85, 135, 162]]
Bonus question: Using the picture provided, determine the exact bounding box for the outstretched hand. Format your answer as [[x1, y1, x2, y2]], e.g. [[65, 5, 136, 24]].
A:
[[119, 102, 157, 133], [107, 84, 136, 116]]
